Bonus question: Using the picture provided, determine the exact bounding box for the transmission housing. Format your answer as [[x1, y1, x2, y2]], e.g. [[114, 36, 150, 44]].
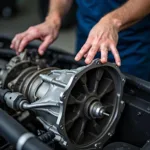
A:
[[0, 50, 125, 150]]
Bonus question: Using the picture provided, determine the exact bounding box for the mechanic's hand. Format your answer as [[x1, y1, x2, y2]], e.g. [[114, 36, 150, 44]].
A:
[[10, 17, 61, 55], [75, 16, 121, 66]]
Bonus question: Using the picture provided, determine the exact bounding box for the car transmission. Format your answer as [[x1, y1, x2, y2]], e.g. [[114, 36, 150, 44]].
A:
[[0, 50, 125, 150]]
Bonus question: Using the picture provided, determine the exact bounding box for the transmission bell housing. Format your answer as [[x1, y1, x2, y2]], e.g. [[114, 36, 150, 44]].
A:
[[0, 50, 125, 150]]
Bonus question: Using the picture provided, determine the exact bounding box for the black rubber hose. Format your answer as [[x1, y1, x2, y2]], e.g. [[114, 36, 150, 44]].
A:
[[125, 74, 150, 94], [0, 109, 27, 144], [0, 88, 10, 103], [0, 49, 16, 55], [22, 138, 50, 150], [0, 109, 52, 150]]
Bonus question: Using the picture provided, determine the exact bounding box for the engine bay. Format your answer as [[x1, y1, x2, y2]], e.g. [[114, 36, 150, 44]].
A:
[[0, 36, 150, 150]]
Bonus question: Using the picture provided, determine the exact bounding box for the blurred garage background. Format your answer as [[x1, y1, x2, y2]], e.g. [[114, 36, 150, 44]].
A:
[[0, 0, 76, 54]]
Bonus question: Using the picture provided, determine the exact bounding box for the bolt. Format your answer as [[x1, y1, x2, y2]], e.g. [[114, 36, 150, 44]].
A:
[[8, 83, 14, 89], [60, 125, 63, 129], [137, 112, 142, 116], [13, 57, 20, 63], [117, 93, 121, 98], [122, 78, 125, 82], [108, 132, 113, 137], [6, 66, 10, 70], [95, 59, 100, 65], [63, 95, 66, 100], [120, 101, 124, 105], [94, 143, 101, 148]]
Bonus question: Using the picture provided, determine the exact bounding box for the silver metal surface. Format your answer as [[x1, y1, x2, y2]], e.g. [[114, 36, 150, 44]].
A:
[[40, 74, 67, 88], [4, 92, 22, 109], [0, 51, 125, 150], [89, 102, 108, 118]]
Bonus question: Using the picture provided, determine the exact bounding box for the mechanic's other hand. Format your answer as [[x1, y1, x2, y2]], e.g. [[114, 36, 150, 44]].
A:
[[10, 17, 61, 55], [75, 16, 121, 66]]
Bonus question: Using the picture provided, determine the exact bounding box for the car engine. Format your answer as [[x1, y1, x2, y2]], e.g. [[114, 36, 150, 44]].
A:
[[0, 36, 150, 150]]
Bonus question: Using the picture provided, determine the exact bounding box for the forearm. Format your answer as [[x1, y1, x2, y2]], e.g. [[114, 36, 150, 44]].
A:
[[46, 0, 73, 24], [103, 0, 150, 31]]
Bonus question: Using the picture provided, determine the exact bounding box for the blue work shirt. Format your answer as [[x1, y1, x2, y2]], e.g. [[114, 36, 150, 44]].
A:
[[76, 0, 150, 81]]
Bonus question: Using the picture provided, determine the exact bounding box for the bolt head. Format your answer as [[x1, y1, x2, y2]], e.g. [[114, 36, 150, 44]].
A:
[[96, 61, 100, 65], [108, 132, 113, 137], [120, 101, 124, 104]]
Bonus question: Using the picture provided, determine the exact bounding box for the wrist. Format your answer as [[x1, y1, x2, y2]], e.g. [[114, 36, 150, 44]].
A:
[[45, 12, 62, 28], [101, 15, 123, 31]]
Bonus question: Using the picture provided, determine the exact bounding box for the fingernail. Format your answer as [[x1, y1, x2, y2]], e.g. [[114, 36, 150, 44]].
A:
[[100, 58, 105, 63], [18, 48, 22, 52], [75, 56, 79, 61], [102, 58, 106, 62], [39, 51, 44, 55], [85, 58, 90, 64], [118, 62, 121, 66], [10, 44, 14, 48]]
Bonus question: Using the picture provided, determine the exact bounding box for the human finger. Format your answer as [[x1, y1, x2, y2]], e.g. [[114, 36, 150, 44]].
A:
[[109, 44, 121, 66], [38, 36, 53, 55]]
